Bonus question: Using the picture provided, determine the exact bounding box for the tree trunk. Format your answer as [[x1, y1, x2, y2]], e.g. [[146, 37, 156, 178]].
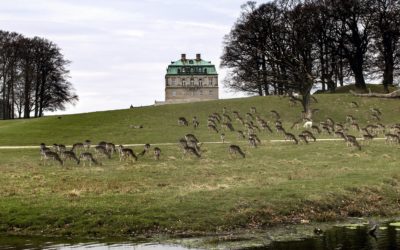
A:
[[382, 34, 394, 93], [349, 55, 367, 90], [23, 67, 31, 119]]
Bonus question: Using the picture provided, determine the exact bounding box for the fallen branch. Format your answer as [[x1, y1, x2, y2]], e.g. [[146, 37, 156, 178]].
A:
[[349, 89, 400, 98]]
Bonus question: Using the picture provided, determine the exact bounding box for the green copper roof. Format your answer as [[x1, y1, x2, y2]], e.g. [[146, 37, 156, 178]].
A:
[[166, 59, 218, 75]]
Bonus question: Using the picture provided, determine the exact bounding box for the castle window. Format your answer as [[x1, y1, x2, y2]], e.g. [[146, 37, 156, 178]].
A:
[[172, 78, 176, 85], [209, 77, 213, 85], [172, 91, 176, 96], [199, 78, 203, 86], [204, 68, 207, 73], [189, 60, 193, 64], [190, 78, 194, 85], [209, 90, 213, 95], [182, 78, 186, 86], [200, 90, 203, 95], [177, 69, 180, 74]]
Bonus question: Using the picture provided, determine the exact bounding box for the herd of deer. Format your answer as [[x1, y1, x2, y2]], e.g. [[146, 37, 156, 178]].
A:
[[40, 97, 400, 166], [39, 141, 161, 167], [177, 98, 400, 159]]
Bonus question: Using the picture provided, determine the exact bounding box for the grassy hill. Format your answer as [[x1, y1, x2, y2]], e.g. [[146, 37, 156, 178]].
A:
[[0, 93, 399, 146], [0, 94, 400, 241]]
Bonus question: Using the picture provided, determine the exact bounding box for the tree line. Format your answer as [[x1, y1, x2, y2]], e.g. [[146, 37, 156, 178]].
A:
[[221, 0, 400, 115], [0, 30, 78, 119]]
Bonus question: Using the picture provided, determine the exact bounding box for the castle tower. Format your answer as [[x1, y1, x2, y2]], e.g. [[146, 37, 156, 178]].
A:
[[164, 53, 218, 103]]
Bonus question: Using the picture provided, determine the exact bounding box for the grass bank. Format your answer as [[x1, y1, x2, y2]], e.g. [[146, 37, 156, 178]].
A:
[[0, 93, 400, 238]]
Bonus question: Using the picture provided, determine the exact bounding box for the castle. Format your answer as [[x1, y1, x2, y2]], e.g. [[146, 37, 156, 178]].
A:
[[163, 53, 218, 104]]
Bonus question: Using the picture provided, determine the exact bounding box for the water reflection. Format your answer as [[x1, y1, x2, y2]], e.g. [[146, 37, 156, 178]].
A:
[[0, 236, 195, 250], [2, 223, 400, 249], [266, 223, 400, 250]]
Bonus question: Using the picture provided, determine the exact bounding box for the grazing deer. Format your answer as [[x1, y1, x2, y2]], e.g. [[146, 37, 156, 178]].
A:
[[311, 125, 321, 134], [39, 144, 51, 160], [178, 117, 189, 126], [52, 144, 59, 152], [222, 113, 232, 122], [61, 150, 80, 165], [362, 133, 375, 144], [322, 125, 332, 135], [79, 152, 98, 166], [246, 112, 254, 120], [249, 134, 261, 144], [326, 117, 335, 127], [302, 130, 316, 142], [346, 115, 356, 124], [261, 122, 273, 133], [345, 135, 357, 147], [186, 139, 202, 154], [270, 110, 280, 120], [84, 140, 91, 150], [284, 132, 298, 144], [207, 124, 219, 133], [138, 143, 151, 157], [192, 116, 199, 129], [72, 143, 85, 154], [222, 122, 235, 132], [212, 112, 222, 121], [57, 144, 66, 153], [351, 122, 360, 131], [106, 142, 116, 155], [94, 145, 111, 159], [298, 134, 309, 144], [185, 134, 199, 143], [248, 137, 257, 148], [209, 114, 220, 123], [349, 139, 362, 150], [276, 125, 286, 134], [237, 130, 245, 139], [335, 131, 347, 141], [43, 151, 63, 166], [385, 133, 400, 144], [236, 116, 245, 125], [229, 145, 245, 158], [250, 106, 257, 114], [370, 107, 382, 116], [371, 113, 381, 121], [120, 148, 138, 162], [116, 144, 124, 157], [193, 120, 199, 129], [183, 145, 201, 158], [154, 147, 161, 160], [350, 101, 359, 108], [207, 118, 217, 127]]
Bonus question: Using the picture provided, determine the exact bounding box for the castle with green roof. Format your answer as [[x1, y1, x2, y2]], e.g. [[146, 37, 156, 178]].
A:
[[164, 54, 218, 103]]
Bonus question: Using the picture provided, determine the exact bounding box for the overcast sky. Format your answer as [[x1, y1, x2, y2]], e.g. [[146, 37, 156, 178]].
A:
[[0, 0, 250, 114]]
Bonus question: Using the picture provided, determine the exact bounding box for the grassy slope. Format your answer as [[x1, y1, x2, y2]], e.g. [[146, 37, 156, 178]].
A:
[[0, 94, 400, 238]]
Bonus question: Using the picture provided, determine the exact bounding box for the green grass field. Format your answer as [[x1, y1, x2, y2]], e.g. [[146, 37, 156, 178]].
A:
[[0, 93, 400, 238]]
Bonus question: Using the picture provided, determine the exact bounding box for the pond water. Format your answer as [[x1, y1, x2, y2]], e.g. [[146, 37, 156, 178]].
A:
[[1, 222, 400, 249]]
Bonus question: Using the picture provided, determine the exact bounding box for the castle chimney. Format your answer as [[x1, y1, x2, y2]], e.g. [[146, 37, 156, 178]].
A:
[[181, 54, 186, 61], [196, 53, 201, 61]]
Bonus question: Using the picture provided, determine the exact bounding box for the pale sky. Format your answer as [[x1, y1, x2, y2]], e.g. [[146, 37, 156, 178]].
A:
[[0, 0, 249, 114]]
